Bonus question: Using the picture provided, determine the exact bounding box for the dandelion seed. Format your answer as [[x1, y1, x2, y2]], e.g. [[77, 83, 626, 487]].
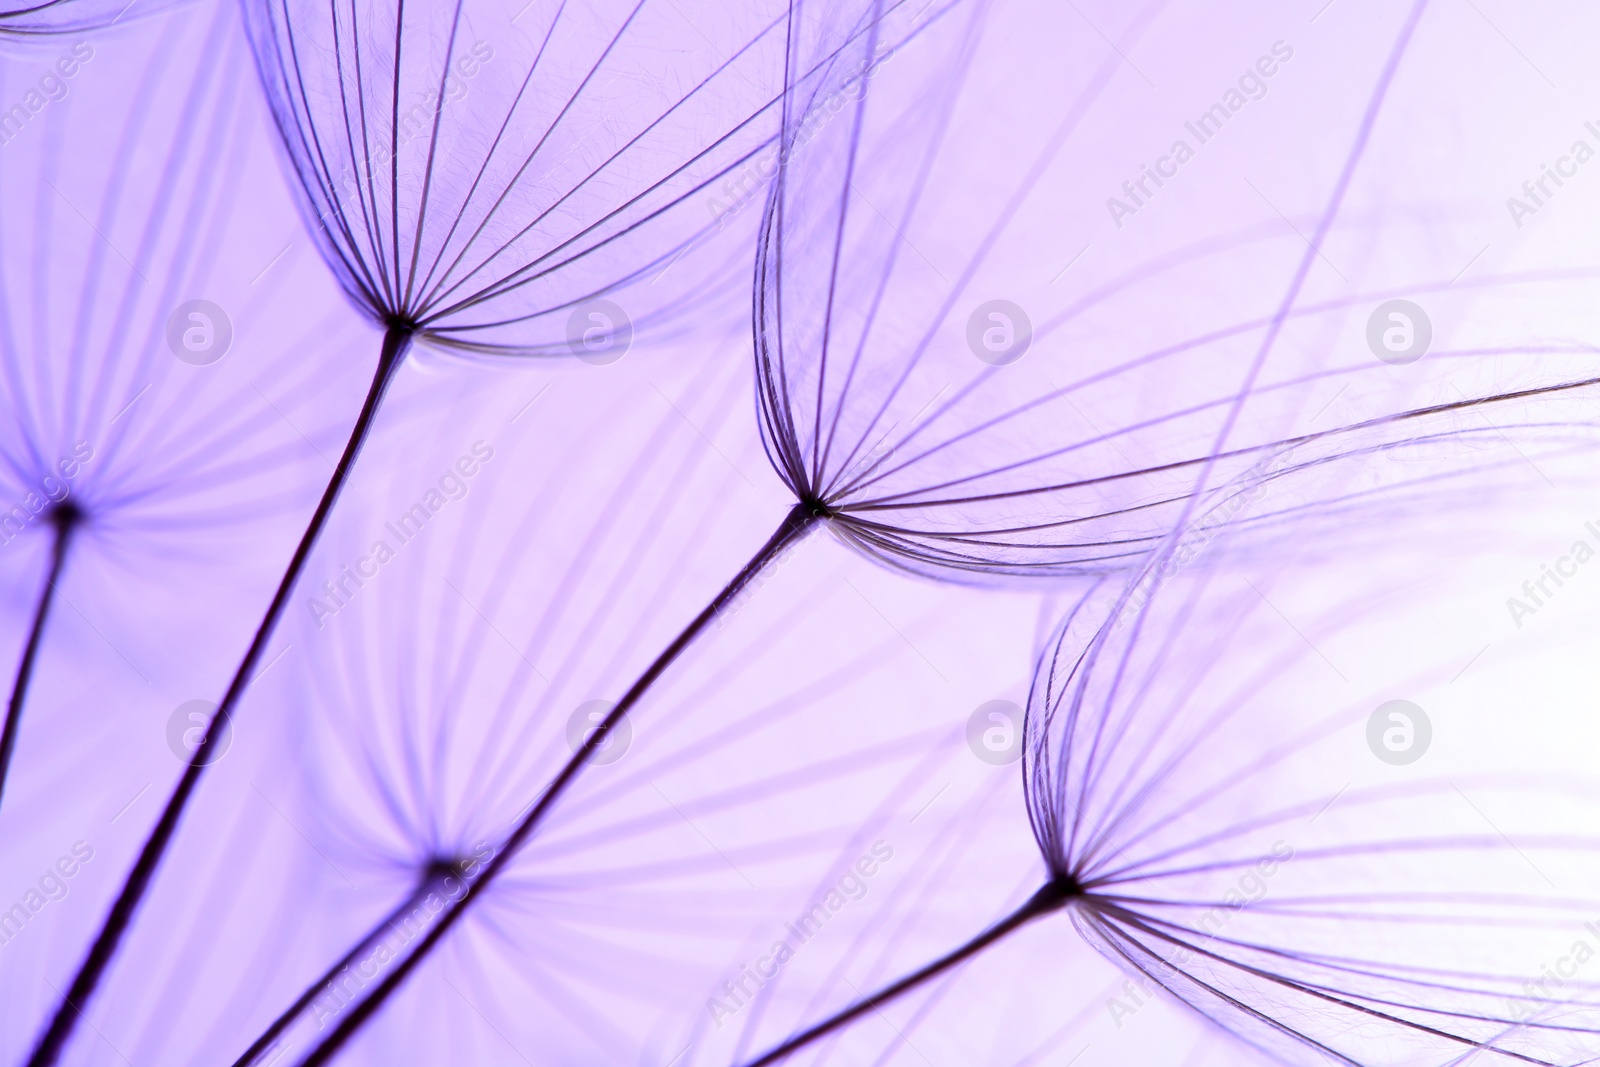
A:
[[749, 0, 1600, 588], [237, 0, 872, 354], [0, 0, 366, 811], [728, 515, 1600, 1066], [215, 358, 902, 1059]]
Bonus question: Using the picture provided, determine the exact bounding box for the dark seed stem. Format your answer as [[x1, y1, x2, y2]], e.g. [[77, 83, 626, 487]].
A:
[[740, 878, 1079, 1067], [0, 504, 81, 812], [27, 325, 413, 1067], [228, 870, 447, 1067]]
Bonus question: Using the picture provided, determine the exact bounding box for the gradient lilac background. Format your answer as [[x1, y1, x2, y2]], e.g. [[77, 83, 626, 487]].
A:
[[2, 1, 1600, 1065]]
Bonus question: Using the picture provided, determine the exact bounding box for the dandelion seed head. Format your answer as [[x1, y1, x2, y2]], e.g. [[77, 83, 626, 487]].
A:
[[242, 0, 832, 358]]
